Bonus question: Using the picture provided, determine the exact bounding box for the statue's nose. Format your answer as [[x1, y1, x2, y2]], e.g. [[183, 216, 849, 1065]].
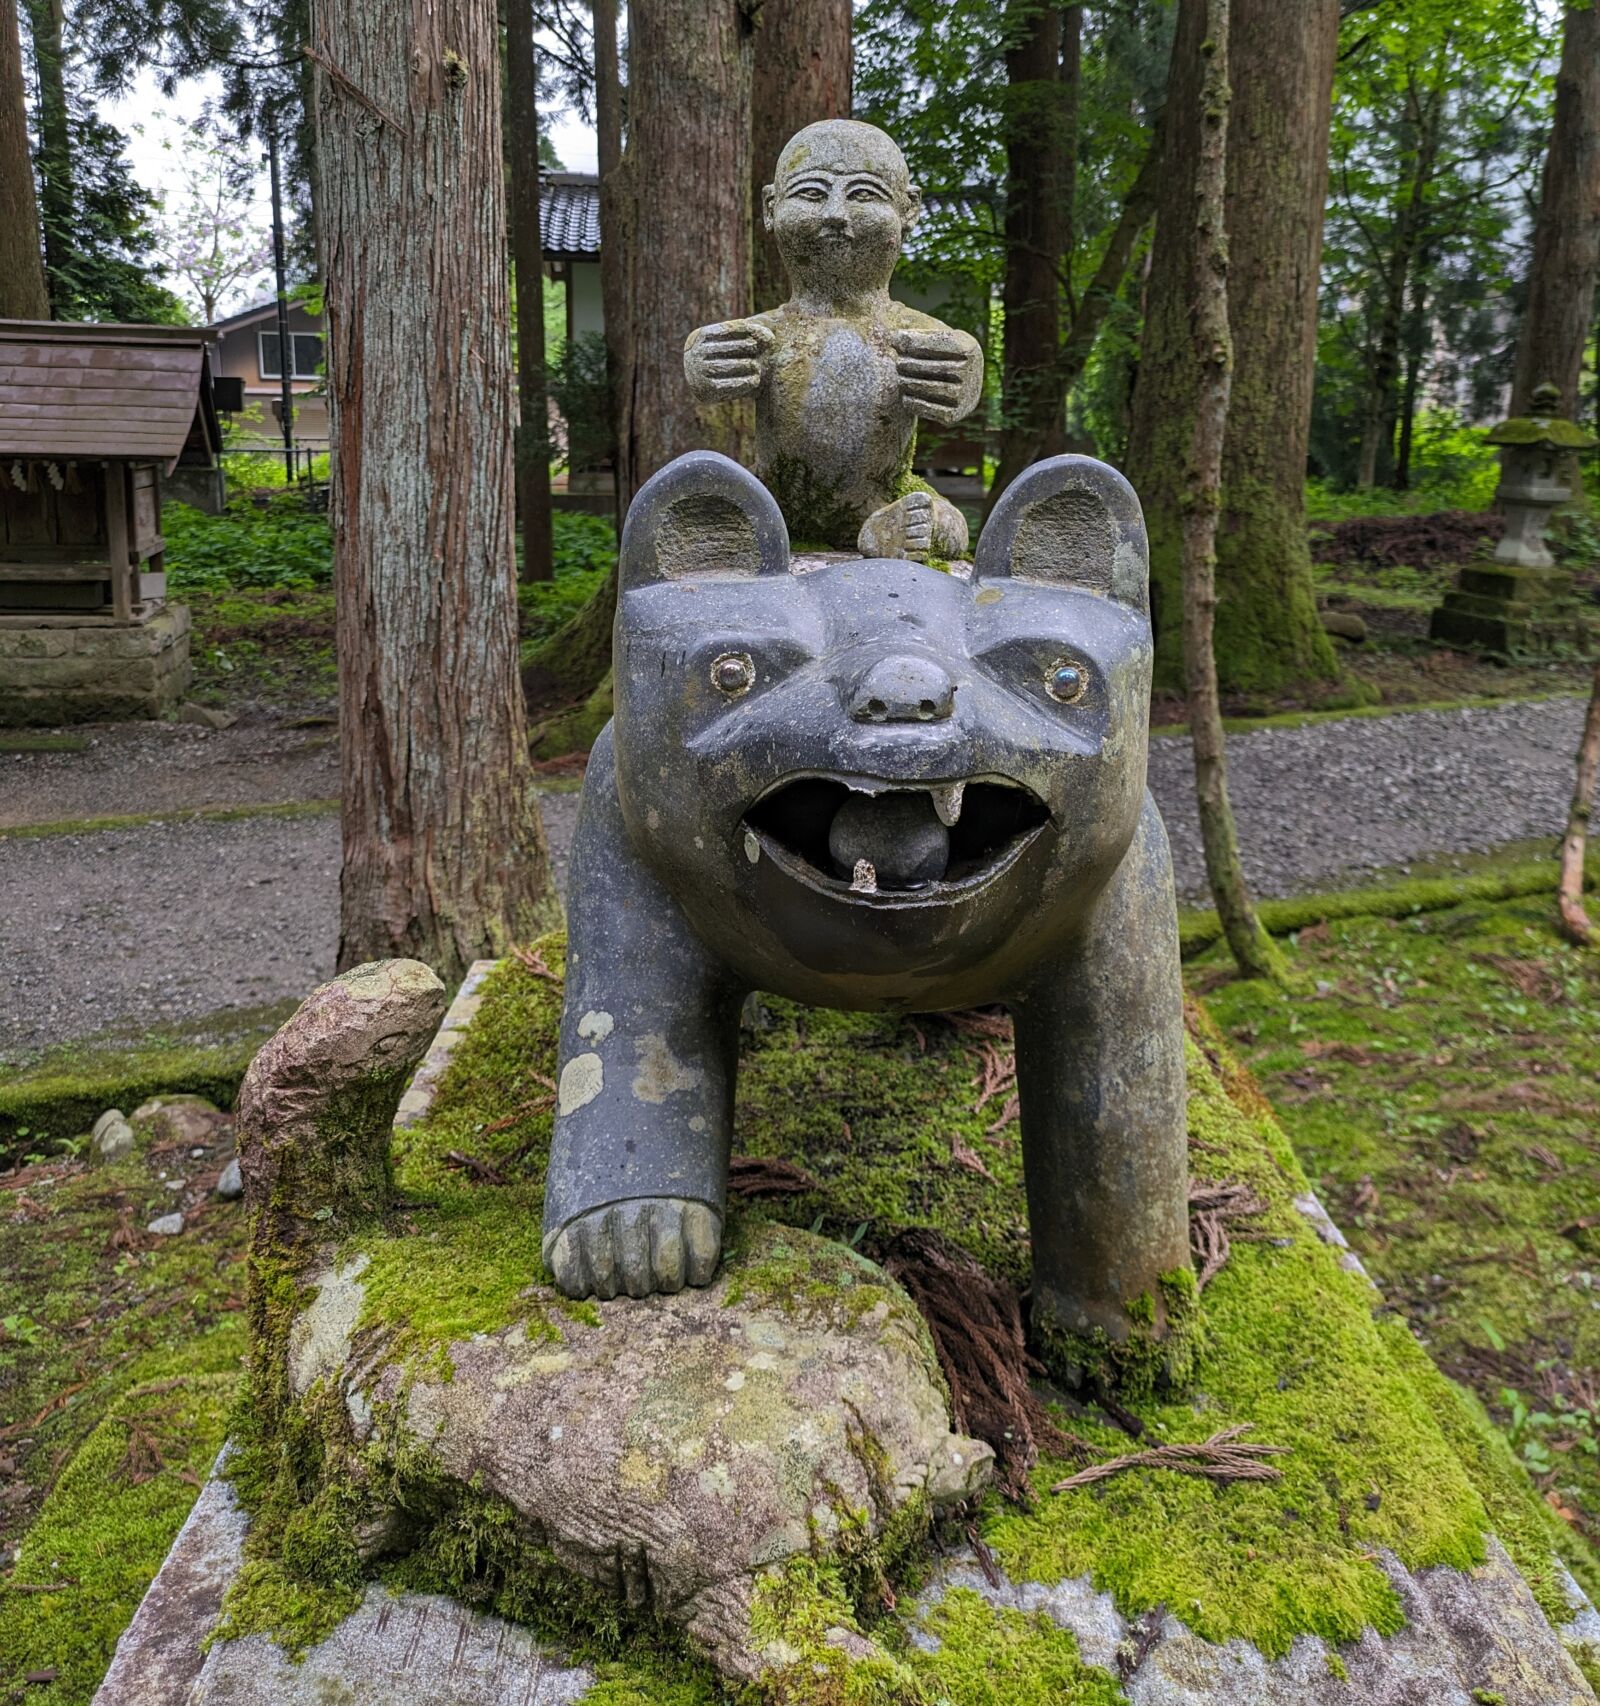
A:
[[850, 655, 956, 723]]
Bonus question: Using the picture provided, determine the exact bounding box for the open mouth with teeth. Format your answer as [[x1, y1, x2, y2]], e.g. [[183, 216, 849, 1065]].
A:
[[744, 775, 1049, 899]]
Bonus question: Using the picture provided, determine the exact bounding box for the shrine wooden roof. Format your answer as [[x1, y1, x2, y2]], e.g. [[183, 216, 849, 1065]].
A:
[[0, 320, 220, 470]]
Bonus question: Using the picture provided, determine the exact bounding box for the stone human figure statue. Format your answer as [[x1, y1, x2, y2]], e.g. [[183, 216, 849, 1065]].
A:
[[684, 120, 983, 562]]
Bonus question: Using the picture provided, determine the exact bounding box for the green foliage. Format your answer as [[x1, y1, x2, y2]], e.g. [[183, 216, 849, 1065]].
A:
[[1307, 411, 1502, 517], [518, 512, 616, 646], [1315, 0, 1550, 490], [163, 495, 333, 594], [547, 330, 615, 473]]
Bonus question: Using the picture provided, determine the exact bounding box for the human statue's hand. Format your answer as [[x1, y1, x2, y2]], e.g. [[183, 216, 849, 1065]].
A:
[[684, 320, 774, 401], [891, 327, 981, 426]]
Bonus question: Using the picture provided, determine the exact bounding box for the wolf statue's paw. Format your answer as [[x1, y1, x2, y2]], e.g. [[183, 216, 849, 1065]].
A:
[[545, 1198, 723, 1301]]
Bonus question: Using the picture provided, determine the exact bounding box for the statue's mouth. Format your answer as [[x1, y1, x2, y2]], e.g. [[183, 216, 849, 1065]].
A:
[[743, 775, 1049, 902]]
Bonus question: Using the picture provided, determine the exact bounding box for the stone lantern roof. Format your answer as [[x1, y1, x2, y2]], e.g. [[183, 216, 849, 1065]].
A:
[[1484, 383, 1598, 452]]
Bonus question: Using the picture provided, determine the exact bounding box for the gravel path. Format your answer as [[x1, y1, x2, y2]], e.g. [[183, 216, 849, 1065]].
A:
[[0, 696, 1585, 1062]]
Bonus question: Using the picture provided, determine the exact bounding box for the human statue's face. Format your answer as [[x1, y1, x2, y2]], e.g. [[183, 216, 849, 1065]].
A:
[[767, 159, 915, 300]]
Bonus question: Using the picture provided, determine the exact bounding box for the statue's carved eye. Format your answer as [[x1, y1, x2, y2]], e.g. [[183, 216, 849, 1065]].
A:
[[1046, 660, 1086, 704], [711, 652, 756, 697]]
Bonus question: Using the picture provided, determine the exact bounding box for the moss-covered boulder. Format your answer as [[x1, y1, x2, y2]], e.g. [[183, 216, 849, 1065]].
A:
[[152, 939, 1600, 1702]]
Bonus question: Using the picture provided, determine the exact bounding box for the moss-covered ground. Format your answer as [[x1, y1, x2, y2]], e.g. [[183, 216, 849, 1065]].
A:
[[223, 933, 1600, 1697], [0, 999, 295, 1157], [0, 1116, 249, 1702], [1195, 893, 1600, 1576], [6, 896, 1599, 1701]]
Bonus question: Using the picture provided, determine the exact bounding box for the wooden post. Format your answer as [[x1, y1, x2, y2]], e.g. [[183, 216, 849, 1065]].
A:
[[104, 462, 132, 620]]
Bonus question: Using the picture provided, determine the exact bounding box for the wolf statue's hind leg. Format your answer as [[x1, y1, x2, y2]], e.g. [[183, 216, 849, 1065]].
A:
[[542, 728, 745, 1300], [1010, 792, 1190, 1358]]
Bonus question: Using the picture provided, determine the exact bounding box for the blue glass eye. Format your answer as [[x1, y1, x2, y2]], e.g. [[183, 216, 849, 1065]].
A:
[[1047, 662, 1085, 704], [712, 652, 755, 695]]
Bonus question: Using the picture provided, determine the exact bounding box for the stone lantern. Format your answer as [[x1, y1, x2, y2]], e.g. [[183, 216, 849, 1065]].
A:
[[1430, 383, 1597, 656]]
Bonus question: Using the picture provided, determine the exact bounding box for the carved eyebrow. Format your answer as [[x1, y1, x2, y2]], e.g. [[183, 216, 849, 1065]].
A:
[[782, 170, 896, 196]]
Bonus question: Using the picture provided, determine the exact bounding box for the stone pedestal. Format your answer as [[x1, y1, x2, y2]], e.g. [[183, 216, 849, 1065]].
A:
[[1429, 562, 1587, 657], [0, 602, 192, 725]]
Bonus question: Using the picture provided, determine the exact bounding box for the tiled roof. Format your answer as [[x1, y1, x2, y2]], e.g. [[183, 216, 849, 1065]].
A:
[[0, 321, 215, 466], [542, 174, 602, 259], [538, 175, 994, 262]]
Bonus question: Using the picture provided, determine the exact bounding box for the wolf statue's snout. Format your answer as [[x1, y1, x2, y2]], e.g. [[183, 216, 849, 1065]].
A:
[[849, 653, 956, 724]]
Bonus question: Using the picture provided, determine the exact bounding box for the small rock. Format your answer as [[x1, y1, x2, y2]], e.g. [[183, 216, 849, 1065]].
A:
[[132, 1096, 225, 1148], [92, 1109, 135, 1161], [215, 1158, 243, 1200], [176, 702, 237, 730], [147, 1212, 185, 1237], [1320, 610, 1367, 644]]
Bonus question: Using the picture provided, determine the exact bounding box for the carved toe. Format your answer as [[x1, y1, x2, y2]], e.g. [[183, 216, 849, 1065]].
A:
[[683, 1202, 722, 1287]]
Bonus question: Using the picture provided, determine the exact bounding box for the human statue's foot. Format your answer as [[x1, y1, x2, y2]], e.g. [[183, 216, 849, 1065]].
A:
[[858, 491, 934, 562], [544, 1198, 723, 1300], [857, 490, 970, 564]]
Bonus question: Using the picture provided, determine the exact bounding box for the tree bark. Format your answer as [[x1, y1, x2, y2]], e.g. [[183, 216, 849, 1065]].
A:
[[1512, 0, 1600, 422], [617, 0, 756, 497], [1127, 0, 1340, 699], [1557, 657, 1600, 947], [986, 0, 1068, 515], [313, 0, 552, 980], [1178, 0, 1280, 982], [521, 0, 754, 728], [593, 0, 630, 530], [506, 0, 554, 581], [750, 0, 851, 313], [1392, 257, 1430, 490], [0, 0, 47, 318], [22, 0, 70, 313]]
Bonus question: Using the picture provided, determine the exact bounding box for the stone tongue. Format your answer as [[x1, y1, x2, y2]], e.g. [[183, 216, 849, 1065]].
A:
[[827, 790, 950, 888]]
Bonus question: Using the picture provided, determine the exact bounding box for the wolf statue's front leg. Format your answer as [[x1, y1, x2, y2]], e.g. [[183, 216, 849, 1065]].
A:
[[1010, 792, 1190, 1356], [543, 728, 745, 1300]]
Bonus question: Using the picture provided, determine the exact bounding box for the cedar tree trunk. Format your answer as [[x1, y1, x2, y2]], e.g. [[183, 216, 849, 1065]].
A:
[[619, 0, 755, 493], [22, 0, 70, 311], [522, 0, 754, 737], [0, 0, 47, 318], [1177, 0, 1280, 982], [750, 0, 852, 312], [506, 0, 554, 581], [1128, 0, 1340, 698], [594, 0, 628, 530], [986, 0, 1068, 514], [1512, 0, 1600, 422], [313, 0, 552, 980]]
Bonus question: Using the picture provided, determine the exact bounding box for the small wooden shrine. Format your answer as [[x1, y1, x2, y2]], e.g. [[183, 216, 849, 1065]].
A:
[[0, 320, 220, 618], [0, 320, 221, 723]]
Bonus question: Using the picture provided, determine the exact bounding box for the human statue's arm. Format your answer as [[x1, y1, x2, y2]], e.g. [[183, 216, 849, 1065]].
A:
[[890, 321, 983, 427], [684, 319, 775, 402]]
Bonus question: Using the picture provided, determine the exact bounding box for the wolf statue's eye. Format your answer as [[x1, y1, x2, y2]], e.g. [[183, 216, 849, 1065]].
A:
[[1046, 660, 1086, 704], [711, 652, 756, 697]]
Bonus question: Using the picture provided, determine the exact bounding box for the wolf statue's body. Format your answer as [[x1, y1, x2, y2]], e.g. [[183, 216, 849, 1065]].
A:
[[541, 448, 1190, 1354]]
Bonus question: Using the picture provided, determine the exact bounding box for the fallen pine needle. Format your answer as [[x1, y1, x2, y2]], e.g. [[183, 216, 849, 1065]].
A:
[[1051, 1424, 1288, 1493]]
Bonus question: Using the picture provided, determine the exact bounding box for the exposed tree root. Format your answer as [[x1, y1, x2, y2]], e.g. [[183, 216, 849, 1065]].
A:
[[1051, 1423, 1288, 1493]]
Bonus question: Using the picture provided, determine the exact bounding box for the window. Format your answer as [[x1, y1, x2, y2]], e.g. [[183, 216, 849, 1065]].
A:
[[258, 330, 324, 380]]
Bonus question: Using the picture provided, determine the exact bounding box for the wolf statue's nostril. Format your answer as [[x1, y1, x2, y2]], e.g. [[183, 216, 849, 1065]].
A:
[[850, 655, 955, 724]]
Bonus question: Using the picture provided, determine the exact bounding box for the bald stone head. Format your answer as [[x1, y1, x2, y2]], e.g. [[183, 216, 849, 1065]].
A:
[[763, 120, 923, 304]]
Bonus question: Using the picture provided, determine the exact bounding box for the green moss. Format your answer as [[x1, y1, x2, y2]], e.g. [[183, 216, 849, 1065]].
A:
[[0, 797, 336, 842], [1325, 1651, 1350, 1682], [1034, 1264, 1204, 1402], [1197, 895, 1600, 1608], [0, 998, 296, 1154], [907, 1589, 1127, 1705], [1178, 843, 1600, 959], [0, 1372, 238, 1704]]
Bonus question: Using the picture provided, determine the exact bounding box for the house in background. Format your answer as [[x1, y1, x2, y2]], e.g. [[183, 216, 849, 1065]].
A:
[[203, 176, 990, 497], [209, 298, 329, 452]]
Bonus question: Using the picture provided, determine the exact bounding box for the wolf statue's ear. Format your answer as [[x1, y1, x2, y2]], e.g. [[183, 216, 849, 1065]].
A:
[[620, 451, 790, 592], [972, 455, 1149, 615]]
